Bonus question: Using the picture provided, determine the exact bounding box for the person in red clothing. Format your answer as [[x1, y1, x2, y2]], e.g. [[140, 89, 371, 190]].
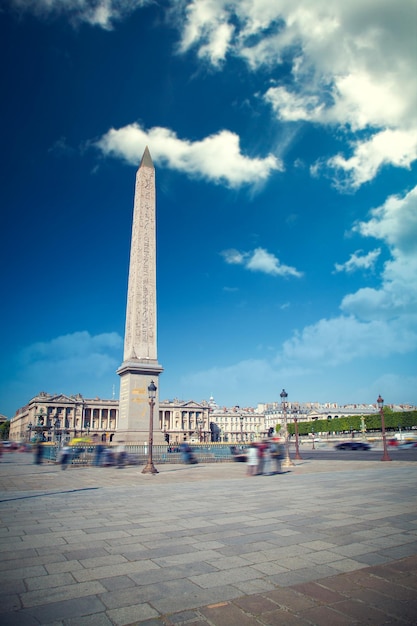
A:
[[256, 441, 268, 475]]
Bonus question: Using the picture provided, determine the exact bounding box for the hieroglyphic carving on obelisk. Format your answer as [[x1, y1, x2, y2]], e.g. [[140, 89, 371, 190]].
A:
[[116, 147, 164, 443], [124, 146, 157, 362]]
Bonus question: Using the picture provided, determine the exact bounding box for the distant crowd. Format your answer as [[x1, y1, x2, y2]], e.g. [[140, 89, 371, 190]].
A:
[[231, 440, 285, 476]]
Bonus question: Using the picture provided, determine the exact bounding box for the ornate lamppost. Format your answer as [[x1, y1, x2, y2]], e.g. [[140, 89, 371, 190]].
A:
[[361, 415, 366, 439], [293, 410, 302, 460], [240, 415, 244, 443], [33, 408, 50, 442], [142, 381, 159, 474], [197, 416, 203, 442], [311, 425, 315, 450], [280, 389, 294, 468], [27, 422, 33, 442], [377, 395, 391, 462], [53, 417, 61, 444]]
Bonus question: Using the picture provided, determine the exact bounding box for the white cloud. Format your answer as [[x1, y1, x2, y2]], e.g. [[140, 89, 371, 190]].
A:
[[264, 87, 324, 123], [334, 249, 380, 274], [221, 249, 246, 265], [341, 186, 417, 321], [0, 331, 123, 414], [20, 331, 122, 374], [281, 315, 417, 366], [280, 185, 417, 363], [95, 123, 282, 188], [176, 0, 235, 62], [221, 246, 303, 277], [365, 373, 417, 407], [177, 181, 417, 402], [181, 357, 300, 403], [8, 0, 149, 29], [326, 129, 417, 190], [13, 1, 416, 187], [197, 21, 234, 65], [354, 185, 417, 254], [0, 331, 123, 415], [173, 0, 417, 188]]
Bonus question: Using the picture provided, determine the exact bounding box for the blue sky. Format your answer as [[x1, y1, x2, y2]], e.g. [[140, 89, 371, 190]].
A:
[[1, 0, 416, 418]]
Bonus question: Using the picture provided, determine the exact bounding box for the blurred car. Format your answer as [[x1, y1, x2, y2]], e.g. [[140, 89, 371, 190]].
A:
[[2, 441, 19, 450], [335, 441, 371, 450], [398, 441, 417, 449], [230, 445, 247, 462]]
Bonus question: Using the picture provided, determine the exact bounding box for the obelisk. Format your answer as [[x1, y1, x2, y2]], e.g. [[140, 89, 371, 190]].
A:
[[116, 146, 164, 444]]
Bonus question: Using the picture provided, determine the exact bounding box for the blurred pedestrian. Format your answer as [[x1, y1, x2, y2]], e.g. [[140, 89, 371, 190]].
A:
[[263, 443, 274, 476], [103, 447, 115, 466], [34, 441, 44, 465], [270, 439, 284, 474], [59, 444, 71, 470], [179, 442, 197, 464], [257, 441, 267, 475], [94, 443, 105, 467], [117, 443, 126, 468], [246, 443, 258, 476]]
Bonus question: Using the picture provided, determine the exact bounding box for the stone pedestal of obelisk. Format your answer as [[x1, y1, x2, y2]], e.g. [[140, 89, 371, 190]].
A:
[[115, 147, 165, 444]]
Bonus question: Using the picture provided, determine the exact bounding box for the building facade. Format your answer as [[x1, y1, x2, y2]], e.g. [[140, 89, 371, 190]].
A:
[[159, 399, 266, 444], [160, 400, 211, 444], [208, 404, 266, 443], [9, 392, 119, 444], [10, 392, 414, 445], [9, 392, 270, 445]]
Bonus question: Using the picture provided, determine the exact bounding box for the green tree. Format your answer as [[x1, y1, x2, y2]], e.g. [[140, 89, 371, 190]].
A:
[[286, 411, 417, 437], [0, 420, 10, 440]]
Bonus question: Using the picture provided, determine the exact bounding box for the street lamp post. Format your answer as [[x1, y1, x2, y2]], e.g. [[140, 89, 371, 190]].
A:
[[33, 409, 49, 442], [377, 395, 392, 462], [197, 417, 203, 442], [311, 426, 315, 450], [361, 415, 366, 439], [142, 381, 159, 474], [53, 418, 61, 444], [293, 412, 302, 460], [280, 389, 294, 468], [239, 415, 244, 443]]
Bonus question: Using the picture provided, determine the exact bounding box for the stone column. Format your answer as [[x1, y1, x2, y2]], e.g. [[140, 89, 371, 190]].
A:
[[116, 147, 164, 444]]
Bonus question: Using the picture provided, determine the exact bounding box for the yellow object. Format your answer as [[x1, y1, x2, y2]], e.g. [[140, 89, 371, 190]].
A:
[[69, 437, 92, 446]]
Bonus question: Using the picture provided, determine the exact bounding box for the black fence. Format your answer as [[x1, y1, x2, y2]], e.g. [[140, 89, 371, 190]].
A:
[[41, 443, 250, 466]]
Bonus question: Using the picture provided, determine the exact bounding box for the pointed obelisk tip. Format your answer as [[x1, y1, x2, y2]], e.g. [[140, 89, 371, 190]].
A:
[[140, 145, 154, 169]]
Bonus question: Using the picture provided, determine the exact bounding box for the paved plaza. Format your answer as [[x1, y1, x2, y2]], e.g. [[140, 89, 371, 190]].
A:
[[1, 452, 417, 625]]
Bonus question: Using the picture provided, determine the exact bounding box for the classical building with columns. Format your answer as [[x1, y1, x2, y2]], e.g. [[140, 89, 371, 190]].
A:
[[208, 403, 266, 443], [160, 400, 211, 444], [9, 392, 268, 445], [158, 398, 267, 444], [9, 392, 119, 444]]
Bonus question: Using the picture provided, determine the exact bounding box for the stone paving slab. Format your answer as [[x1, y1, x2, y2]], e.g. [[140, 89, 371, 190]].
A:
[[1, 453, 417, 624]]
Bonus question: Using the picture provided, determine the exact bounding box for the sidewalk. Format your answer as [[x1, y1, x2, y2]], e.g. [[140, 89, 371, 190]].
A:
[[1, 453, 417, 625]]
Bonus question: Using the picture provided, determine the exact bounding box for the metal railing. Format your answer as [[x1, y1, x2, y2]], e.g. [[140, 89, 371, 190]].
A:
[[43, 443, 249, 466]]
